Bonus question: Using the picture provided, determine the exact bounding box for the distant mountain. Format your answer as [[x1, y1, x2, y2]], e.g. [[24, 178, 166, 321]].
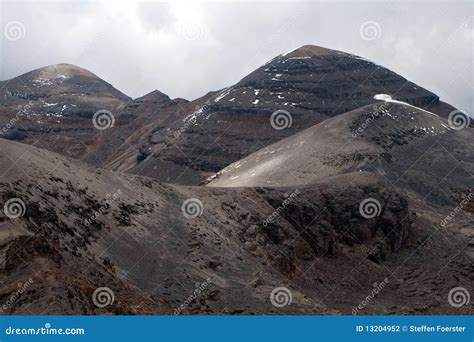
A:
[[0, 63, 130, 121], [129, 45, 461, 184], [0, 64, 189, 166]]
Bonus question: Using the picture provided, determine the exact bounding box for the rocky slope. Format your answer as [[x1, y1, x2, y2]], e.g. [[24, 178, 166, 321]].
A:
[[1, 45, 472, 316], [3, 137, 470, 315], [208, 99, 473, 205]]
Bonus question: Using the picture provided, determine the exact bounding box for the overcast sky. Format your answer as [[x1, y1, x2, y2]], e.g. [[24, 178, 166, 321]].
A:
[[1, 0, 473, 114]]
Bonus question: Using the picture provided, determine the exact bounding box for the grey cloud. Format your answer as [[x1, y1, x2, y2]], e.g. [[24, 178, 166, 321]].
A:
[[1, 1, 472, 115]]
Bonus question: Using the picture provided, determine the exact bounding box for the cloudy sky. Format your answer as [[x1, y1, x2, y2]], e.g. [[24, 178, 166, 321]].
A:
[[1, 0, 473, 114]]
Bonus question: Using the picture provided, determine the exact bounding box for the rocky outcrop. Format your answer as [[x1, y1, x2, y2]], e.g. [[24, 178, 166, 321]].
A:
[[259, 185, 412, 262]]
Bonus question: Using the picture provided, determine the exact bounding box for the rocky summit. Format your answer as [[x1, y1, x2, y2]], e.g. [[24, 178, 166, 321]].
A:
[[126, 45, 459, 184]]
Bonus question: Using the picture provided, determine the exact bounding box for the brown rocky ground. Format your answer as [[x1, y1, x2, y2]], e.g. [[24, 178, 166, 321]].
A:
[[0, 138, 471, 315]]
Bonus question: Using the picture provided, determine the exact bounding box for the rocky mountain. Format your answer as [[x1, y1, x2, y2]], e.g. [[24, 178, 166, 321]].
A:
[[128, 45, 461, 184], [0, 64, 128, 160], [1, 137, 471, 314], [208, 98, 473, 205]]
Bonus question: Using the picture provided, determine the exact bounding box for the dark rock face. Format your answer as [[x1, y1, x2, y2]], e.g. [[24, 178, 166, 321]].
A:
[[135, 45, 446, 184], [260, 185, 412, 261]]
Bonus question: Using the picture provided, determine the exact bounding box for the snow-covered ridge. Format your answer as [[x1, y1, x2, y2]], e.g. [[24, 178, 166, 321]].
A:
[[374, 94, 439, 117]]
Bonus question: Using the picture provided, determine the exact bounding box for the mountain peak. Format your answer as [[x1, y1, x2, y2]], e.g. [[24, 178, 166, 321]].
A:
[[135, 89, 171, 103], [280, 44, 340, 59], [19, 63, 99, 81]]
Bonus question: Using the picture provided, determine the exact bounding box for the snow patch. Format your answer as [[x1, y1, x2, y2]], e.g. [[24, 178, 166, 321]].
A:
[[214, 88, 232, 103], [373, 94, 439, 117]]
